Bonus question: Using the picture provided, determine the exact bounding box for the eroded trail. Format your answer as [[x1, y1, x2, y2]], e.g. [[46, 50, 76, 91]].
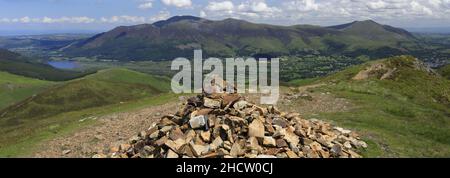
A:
[[33, 101, 180, 158]]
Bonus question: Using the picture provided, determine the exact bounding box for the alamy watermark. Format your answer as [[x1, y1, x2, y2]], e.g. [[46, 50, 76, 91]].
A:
[[170, 50, 279, 105]]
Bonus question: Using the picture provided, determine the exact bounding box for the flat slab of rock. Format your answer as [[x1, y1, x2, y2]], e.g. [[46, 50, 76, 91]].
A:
[[248, 119, 265, 138]]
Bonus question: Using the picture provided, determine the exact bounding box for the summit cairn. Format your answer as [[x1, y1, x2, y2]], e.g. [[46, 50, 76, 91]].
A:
[[94, 80, 367, 158]]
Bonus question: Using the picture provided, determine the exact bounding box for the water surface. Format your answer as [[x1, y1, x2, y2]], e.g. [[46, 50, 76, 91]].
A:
[[48, 61, 79, 69]]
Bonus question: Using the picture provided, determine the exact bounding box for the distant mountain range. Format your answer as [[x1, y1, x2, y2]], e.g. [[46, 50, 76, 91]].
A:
[[64, 16, 420, 61], [406, 27, 450, 34], [0, 34, 92, 50]]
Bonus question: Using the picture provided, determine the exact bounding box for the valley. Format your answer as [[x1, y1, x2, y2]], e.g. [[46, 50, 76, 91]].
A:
[[1, 17, 448, 82], [12, 56, 448, 158], [0, 68, 172, 157], [0, 16, 449, 158]]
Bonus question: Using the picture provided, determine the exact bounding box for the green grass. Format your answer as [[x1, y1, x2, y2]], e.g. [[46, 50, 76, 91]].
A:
[[0, 68, 170, 121], [304, 56, 450, 157], [438, 64, 450, 79], [284, 78, 319, 87], [0, 68, 172, 157], [81, 68, 171, 92], [287, 36, 309, 52], [239, 37, 289, 55], [0, 93, 178, 157], [0, 71, 55, 110], [68, 60, 176, 78]]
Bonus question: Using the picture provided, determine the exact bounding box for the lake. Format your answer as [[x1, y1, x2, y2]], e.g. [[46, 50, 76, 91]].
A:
[[48, 61, 79, 69]]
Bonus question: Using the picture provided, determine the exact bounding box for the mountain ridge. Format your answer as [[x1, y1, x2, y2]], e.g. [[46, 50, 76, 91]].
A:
[[64, 16, 419, 61], [329, 20, 415, 39]]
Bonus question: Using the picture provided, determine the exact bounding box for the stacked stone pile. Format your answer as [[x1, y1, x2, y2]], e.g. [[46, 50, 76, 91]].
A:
[[94, 93, 367, 158]]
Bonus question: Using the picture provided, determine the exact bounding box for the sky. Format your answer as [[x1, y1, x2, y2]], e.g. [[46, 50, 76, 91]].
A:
[[0, 0, 449, 35]]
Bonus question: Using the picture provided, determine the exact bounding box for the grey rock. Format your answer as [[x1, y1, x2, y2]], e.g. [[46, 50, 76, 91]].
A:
[[204, 98, 221, 108], [189, 115, 207, 129]]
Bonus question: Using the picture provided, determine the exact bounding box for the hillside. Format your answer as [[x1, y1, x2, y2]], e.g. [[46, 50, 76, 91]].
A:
[[326, 20, 417, 55], [0, 71, 54, 110], [438, 64, 450, 79], [0, 68, 170, 121], [64, 16, 419, 61], [0, 49, 88, 81], [328, 20, 415, 40], [14, 55, 449, 158], [0, 68, 171, 156], [298, 56, 450, 157]]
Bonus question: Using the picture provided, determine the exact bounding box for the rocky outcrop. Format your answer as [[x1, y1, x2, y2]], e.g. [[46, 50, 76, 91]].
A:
[[353, 56, 437, 81]]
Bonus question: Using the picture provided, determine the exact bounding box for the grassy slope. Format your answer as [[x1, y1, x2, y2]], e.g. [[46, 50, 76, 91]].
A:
[[0, 72, 55, 110], [0, 68, 171, 156], [0, 93, 177, 157], [304, 56, 450, 157], [0, 60, 89, 81], [0, 68, 170, 120], [0, 49, 89, 81], [438, 64, 450, 79]]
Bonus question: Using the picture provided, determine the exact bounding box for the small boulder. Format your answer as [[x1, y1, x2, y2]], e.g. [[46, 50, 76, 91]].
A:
[[248, 119, 265, 138], [263, 137, 276, 147]]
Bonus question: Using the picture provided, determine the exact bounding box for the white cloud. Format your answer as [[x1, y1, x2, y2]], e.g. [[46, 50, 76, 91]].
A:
[[410, 1, 433, 15], [205, 1, 234, 12], [138, 0, 153, 10], [283, 0, 319, 12], [367, 1, 388, 10], [161, 0, 192, 8], [203, 0, 281, 19], [1, 0, 449, 27], [275, 0, 450, 25], [236, 1, 281, 18], [42, 16, 95, 23], [427, 0, 441, 8], [70, 17, 96, 23], [0, 18, 10, 23], [148, 11, 171, 21], [0, 13, 170, 25], [0, 16, 96, 24], [100, 11, 171, 23], [251, 2, 273, 12], [200, 10, 207, 18], [20, 16, 31, 23], [235, 1, 279, 13], [100, 15, 147, 23]]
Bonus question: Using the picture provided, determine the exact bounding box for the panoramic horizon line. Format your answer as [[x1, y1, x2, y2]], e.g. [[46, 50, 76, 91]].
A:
[[139, 15, 381, 27], [1, 15, 449, 36], [79, 15, 398, 32]]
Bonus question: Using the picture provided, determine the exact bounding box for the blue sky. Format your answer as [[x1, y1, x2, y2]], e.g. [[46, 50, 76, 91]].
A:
[[0, 0, 449, 34]]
